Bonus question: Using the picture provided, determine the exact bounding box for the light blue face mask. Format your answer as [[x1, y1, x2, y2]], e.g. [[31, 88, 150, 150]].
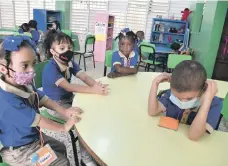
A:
[[169, 93, 200, 109]]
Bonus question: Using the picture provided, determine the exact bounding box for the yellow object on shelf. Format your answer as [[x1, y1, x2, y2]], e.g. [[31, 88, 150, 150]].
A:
[[95, 34, 106, 41]]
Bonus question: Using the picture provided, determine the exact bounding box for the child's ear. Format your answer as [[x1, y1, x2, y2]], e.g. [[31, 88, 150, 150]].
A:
[[0, 64, 8, 75], [50, 48, 55, 55]]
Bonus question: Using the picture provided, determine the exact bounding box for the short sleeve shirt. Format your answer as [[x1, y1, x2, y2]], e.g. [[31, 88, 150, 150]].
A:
[[111, 51, 138, 72], [0, 77, 48, 147], [42, 58, 81, 101], [158, 90, 222, 133]]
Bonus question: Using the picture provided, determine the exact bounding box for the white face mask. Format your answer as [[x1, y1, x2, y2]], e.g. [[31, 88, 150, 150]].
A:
[[169, 93, 200, 109]]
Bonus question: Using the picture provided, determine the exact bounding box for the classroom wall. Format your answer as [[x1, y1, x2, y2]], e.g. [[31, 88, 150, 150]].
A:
[[56, 1, 71, 30], [189, 1, 228, 78]]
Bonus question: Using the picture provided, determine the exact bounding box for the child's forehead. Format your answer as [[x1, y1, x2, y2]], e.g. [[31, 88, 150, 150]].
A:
[[120, 37, 133, 43], [52, 40, 72, 47]]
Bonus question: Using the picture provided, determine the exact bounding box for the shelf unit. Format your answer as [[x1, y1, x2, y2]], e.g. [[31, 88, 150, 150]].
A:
[[33, 9, 62, 32], [150, 18, 188, 50], [94, 13, 114, 62]]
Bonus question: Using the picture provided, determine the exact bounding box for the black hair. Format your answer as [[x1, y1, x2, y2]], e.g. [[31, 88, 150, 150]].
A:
[[0, 41, 35, 75], [43, 30, 73, 59], [170, 60, 207, 92], [28, 20, 37, 30], [171, 42, 181, 51], [20, 23, 30, 32], [52, 20, 61, 30], [115, 31, 137, 45], [136, 31, 145, 41]]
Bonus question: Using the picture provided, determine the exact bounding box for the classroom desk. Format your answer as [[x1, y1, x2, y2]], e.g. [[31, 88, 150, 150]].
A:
[[73, 72, 228, 166]]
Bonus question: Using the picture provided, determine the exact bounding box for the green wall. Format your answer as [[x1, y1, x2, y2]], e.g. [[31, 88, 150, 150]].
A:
[[56, 1, 71, 30], [190, 1, 228, 78]]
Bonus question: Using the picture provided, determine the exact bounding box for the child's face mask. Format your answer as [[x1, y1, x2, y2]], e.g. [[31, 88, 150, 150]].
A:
[[169, 92, 200, 109], [53, 49, 74, 63]]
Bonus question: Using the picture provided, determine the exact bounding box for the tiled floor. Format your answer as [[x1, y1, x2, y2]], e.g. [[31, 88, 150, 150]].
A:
[[44, 55, 228, 166]]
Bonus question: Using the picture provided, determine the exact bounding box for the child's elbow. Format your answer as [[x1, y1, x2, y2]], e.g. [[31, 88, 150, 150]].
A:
[[148, 109, 157, 117], [188, 132, 201, 141]]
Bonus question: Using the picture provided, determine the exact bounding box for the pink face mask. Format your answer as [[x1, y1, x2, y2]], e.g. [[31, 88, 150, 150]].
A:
[[12, 71, 35, 86]]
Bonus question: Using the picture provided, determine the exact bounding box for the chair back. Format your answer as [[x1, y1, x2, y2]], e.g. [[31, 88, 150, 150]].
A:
[[105, 50, 113, 68], [62, 29, 72, 38], [167, 54, 192, 69], [34, 61, 49, 88], [139, 42, 155, 61], [85, 36, 95, 53]]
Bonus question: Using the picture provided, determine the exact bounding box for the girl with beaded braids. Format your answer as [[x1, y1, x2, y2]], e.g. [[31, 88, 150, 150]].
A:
[[0, 35, 82, 166], [108, 28, 139, 78]]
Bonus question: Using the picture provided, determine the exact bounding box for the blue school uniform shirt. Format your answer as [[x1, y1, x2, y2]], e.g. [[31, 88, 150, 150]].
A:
[[0, 77, 48, 147], [30, 29, 40, 44], [42, 58, 81, 102], [158, 90, 222, 133], [111, 51, 138, 72]]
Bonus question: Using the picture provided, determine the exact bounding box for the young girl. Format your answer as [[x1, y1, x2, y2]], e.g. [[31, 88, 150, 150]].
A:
[[43, 30, 107, 166], [108, 30, 138, 78], [18, 23, 30, 34], [28, 20, 40, 45], [0, 35, 82, 165], [43, 30, 108, 108], [51, 20, 61, 32]]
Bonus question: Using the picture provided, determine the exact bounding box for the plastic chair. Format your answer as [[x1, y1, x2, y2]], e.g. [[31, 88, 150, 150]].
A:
[[75, 36, 96, 71], [216, 93, 228, 130], [34, 61, 49, 89], [167, 54, 192, 71], [138, 42, 164, 72], [104, 50, 113, 76], [62, 29, 72, 38]]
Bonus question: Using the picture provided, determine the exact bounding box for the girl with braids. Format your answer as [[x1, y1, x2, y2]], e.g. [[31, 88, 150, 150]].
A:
[[0, 35, 83, 165], [108, 29, 139, 78], [42, 30, 107, 166]]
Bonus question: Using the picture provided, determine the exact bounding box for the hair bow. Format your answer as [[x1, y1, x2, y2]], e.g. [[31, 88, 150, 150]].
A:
[[3, 35, 37, 52], [120, 28, 131, 36]]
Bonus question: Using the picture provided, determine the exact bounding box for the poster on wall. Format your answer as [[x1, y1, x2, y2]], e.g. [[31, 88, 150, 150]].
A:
[[95, 22, 106, 41]]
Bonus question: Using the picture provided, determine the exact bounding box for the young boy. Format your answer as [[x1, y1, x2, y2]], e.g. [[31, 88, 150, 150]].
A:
[[148, 60, 222, 141]]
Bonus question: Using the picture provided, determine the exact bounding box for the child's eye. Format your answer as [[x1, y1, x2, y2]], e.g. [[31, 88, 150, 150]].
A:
[[22, 64, 28, 69]]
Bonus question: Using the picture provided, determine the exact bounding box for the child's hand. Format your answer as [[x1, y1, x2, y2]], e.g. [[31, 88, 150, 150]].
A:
[[64, 114, 81, 132], [201, 80, 217, 104], [64, 107, 83, 119], [91, 82, 109, 95], [153, 73, 171, 85], [107, 72, 122, 78], [96, 81, 109, 88]]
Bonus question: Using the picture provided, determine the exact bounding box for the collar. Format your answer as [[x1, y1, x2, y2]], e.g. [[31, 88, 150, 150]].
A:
[[53, 57, 73, 72], [118, 51, 135, 58], [0, 76, 34, 98]]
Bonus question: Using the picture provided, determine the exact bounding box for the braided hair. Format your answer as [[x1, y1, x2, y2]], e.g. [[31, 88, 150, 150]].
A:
[[43, 30, 73, 59], [115, 31, 137, 45]]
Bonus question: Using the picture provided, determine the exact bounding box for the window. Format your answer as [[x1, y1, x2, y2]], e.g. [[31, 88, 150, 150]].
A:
[[0, 0, 15, 28], [15, 0, 29, 26], [29, 1, 45, 20]]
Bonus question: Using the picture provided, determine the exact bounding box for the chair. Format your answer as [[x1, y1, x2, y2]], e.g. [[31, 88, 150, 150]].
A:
[[34, 61, 80, 166], [74, 36, 96, 71], [34, 61, 49, 88], [216, 93, 228, 130], [138, 42, 164, 72], [62, 29, 72, 38], [167, 54, 192, 72], [104, 50, 113, 76]]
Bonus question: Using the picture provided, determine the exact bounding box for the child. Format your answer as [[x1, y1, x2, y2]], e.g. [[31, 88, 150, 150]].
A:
[[51, 20, 61, 32], [18, 23, 30, 33], [28, 20, 40, 45], [43, 30, 108, 107], [148, 60, 222, 141], [0, 35, 82, 165], [135, 31, 145, 53], [108, 30, 138, 78], [43, 30, 107, 166]]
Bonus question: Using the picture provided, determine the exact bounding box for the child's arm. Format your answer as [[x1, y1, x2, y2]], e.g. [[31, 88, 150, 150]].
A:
[[76, 72, 96, 86], [58, 79, 108, 95], [148, 73, 171, 116], [188, 80, 218, 141], [115, 64, 138, 75], [41, 98, 82, 120], [38, 114, 81, 132]]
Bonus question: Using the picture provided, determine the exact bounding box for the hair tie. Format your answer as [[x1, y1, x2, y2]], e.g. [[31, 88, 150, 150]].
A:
[[3, 35, 37, 52]]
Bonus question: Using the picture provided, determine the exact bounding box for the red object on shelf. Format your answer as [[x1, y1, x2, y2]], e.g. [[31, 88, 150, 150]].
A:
[[181, 8, 192, 21]]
